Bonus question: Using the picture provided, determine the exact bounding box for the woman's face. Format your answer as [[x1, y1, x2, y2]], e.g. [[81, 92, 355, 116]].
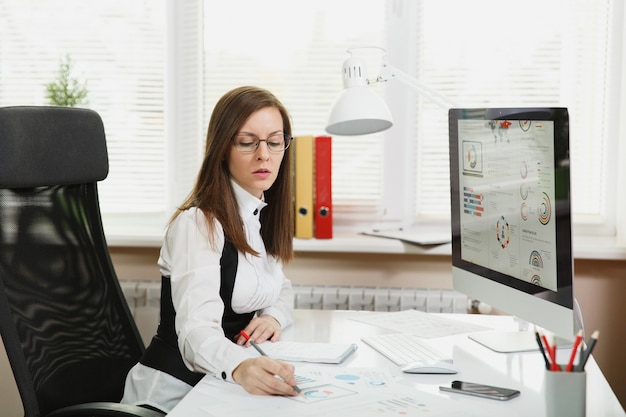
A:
[[228, 106, 285, 199]]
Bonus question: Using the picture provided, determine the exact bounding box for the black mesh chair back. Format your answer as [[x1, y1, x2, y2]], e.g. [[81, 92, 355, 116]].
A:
[[0, 106, 162, 417]]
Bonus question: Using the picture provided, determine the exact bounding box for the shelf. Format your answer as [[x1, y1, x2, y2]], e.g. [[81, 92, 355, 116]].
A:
[[106, 230, 626, 260], [294, 232, 451, 255]]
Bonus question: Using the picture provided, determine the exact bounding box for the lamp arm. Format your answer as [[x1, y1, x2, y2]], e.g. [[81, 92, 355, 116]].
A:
[[377, 61, 457, 110]]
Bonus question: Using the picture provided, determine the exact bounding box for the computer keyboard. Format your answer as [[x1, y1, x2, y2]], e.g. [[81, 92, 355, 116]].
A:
[[362, 333, 452, 366]]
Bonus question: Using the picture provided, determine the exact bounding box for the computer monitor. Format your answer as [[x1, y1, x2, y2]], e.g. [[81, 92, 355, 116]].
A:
[[448, 107, 580, 353]]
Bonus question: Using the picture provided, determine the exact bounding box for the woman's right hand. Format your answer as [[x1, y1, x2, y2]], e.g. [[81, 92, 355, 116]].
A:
[[231, 356, 299, 396]]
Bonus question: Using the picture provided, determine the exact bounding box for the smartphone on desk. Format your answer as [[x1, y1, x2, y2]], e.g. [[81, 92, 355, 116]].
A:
[[439, 380, 520, 401]]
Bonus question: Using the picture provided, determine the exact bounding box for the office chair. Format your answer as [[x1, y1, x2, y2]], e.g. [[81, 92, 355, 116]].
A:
[[0, 106, 163, 417]]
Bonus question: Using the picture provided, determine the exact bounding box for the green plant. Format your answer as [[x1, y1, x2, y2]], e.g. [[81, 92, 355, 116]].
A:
[[45, 54, 88, 107]]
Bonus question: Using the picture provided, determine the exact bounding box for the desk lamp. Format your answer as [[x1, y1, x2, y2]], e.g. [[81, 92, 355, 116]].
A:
[[324, 47, 457, 244], [325, 47, 456, 136]]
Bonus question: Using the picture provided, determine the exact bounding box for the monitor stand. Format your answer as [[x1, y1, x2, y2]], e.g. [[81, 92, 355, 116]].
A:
[[468, 299, 584, 353], [469, 331, 538, 353], [469, 330, 573, 353]]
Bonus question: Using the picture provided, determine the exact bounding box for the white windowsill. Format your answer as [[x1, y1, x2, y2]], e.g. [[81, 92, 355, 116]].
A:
[[293, 232, 452, 255], [106, 230, 626, 260], [297, 233, 626, 259]]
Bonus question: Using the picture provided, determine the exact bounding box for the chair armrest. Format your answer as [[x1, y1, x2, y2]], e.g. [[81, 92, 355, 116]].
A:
[[46, 402, 165, 417]]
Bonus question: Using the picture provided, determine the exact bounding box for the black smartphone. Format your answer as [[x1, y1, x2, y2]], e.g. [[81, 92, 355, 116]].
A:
[[439, 380, 520, 401]]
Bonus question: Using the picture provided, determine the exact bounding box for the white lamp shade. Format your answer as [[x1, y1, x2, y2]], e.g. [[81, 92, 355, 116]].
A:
[[325, 56, 393, 136], [325, 85, 393, 136]]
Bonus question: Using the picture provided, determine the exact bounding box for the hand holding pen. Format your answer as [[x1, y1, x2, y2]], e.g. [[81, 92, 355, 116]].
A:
[[239, 330, 301, 394]]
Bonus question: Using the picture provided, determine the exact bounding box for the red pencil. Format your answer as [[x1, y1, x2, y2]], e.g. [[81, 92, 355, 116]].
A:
[[541, 334, 559, 371], [566, 330, 583, 372]]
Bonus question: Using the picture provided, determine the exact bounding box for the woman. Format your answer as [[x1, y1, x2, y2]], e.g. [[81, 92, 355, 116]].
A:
[[122, 86, 298, 413]]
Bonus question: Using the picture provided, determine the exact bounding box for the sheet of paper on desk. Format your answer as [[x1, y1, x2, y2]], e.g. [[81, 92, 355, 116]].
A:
[[255, 341, 358, 364], [352, 309, 491, 338], [197, 367, 494, 417], [295, 365, 396, 391]]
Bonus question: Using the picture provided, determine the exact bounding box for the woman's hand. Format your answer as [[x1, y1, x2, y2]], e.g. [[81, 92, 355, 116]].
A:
[[232, 356, 299, 396], [236, 314, 282, 345]]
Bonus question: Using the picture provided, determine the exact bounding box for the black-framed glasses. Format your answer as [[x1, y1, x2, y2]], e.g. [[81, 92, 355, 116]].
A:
[[233, 133, 293, 153]]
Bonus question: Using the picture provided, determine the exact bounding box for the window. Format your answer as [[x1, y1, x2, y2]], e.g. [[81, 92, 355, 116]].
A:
[[396, 0, 622, 240], [200, 0, 388, 227], [1, 0, 623, 248], [0, 0, 168, 240]]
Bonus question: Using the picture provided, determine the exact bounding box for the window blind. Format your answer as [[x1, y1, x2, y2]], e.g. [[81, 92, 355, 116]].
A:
[[408, 0, 617, 235], [0, 0, 621, 242], [201, 0, 388, 225], [0, 0, 167, 220]]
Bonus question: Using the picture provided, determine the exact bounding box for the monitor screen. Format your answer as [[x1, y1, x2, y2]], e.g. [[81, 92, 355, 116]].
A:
[[449, 108, 576, 352]]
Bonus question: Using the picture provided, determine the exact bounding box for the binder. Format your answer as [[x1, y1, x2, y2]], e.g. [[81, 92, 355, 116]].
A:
[[294, 135, 314, 238], [315, 135, 332, 238]]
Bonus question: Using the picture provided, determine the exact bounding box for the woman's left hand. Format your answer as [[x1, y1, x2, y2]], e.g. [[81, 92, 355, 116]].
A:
[[236, 314, 281, 345]]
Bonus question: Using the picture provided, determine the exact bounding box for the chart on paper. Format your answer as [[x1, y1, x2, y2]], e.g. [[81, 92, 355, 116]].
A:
[[289, 367, 392, 403]]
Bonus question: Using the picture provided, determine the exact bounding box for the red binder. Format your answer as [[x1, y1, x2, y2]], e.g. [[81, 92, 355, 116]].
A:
[[314, 135, 332, 239]]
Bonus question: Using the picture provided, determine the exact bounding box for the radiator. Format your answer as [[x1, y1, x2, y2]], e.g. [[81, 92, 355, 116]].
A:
[[292, 285, 468, 313], [119, 281, 469, 343]]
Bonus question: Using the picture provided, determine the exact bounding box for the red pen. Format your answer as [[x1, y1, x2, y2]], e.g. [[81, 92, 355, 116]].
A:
[[566, 330, 583, 372], [240, 331, 268, 356], [541, 333, 559, 371]]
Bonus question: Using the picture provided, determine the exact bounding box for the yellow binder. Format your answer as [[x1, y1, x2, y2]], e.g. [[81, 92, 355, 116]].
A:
[[294, 135, 314, 238]]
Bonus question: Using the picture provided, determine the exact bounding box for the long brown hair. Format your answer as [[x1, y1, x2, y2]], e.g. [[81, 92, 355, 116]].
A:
[[173, 86, 294, 262]]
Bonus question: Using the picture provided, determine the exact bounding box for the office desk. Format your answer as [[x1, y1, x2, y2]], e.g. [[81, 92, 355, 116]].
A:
[[168, 309, 624, 416]]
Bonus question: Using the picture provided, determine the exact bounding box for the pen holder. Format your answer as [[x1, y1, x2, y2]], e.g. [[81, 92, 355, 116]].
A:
[[544, 369, 586, 417]]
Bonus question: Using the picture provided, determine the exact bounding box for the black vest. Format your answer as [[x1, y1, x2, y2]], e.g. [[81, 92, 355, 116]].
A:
[[139, 239, 256, 386]]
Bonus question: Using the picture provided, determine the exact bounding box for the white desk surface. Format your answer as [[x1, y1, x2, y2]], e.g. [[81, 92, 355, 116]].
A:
[[168, 309, 624, 417]]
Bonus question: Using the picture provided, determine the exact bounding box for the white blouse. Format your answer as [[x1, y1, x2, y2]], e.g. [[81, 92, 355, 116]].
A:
[[121, 181, 294, 413]]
